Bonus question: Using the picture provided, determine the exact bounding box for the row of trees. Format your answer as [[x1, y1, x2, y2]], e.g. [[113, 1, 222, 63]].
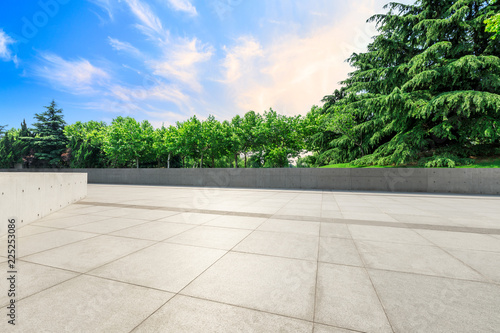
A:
[[2, 1, 499, 169], [0, 101, 307, 169], [306, 0, 500, 167]]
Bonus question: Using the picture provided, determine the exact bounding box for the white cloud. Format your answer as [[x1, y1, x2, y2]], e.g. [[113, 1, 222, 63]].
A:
[[166, 0, 197, 16], [34, 53, 109, 94], [88, 0, 114, 20], [123, 0, 167, 40], [0, 29, 17, 65], [221, 36, 263, 83], [108, 37, 143, 58], [218, 1, 385, 116], [150, 37, 213, 91]]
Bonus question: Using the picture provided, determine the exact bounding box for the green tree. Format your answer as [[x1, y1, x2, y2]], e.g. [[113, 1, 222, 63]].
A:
[[175, 116, 203, 168], [32, 100, 68, 167], [64, 121, 107, 168], [254, 109, 304, 167], [0, 121, 33, 168], [103, 117, 155, 168], [153, 125, 179, 168], [240, 111, 263, 167], [314, 0, 500, 167], [201, 115, 228, 168], [485, 0, 500, 39]]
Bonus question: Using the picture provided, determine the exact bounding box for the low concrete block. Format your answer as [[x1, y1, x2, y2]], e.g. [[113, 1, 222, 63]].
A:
[[0, 172, 87, 236]]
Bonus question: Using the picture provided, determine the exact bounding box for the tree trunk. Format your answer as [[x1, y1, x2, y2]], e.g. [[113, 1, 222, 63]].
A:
[[244, 153, 247, 168], [212, 156, 215, 168], [234, 153, 238, 168], [167, 153, 170, 169], [136, 157, 139, 169], [200, 152, 203, 168], [182, 156, 185, 168]]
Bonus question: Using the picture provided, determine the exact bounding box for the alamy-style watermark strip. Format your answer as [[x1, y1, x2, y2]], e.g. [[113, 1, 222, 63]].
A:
[[6, 217, 17, 326]]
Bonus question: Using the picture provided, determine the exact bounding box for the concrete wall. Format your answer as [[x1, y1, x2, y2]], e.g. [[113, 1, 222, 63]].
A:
[[2, 168, 499, 195], [0, 173, 87, 236]]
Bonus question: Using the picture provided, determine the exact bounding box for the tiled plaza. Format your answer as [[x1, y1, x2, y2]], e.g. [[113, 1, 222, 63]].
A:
[[2, 184, 500, 332]]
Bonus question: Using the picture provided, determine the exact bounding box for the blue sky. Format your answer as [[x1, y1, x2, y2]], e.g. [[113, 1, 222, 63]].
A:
[[0, 0, 412, 129]]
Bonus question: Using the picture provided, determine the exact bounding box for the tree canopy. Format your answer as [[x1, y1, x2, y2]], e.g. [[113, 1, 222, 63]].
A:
[[31, 100, 68, 167], [309, 0, 500, 167]]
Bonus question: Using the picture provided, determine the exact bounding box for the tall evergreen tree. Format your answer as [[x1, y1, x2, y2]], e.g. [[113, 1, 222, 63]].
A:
[[485, 0, 500, 39], [32, 100, 68, 167], [315, 0, 500, 167]]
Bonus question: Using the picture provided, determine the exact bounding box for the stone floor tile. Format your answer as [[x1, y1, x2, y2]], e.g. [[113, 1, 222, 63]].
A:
[[258, 219, 320, 236], [32, 214, 112, 229], [416, 229, 500, 252], [234, 230, 318, 260], [89, 242, 226, 292], [110, 221, 195, 241], [165, 226, 252, 250], [368, 269, 500, 333], [133, 295, 313, 333], [319, 237, 363, 267], [445, 248, 500, 283], [356, 240, 485, 281], [68, 217, 150, 234], [181, 252, 316, 320], [315, 263, 392, 332], [158, 212, 222, 225], [0, 261, 77, 306], [320, 223, 351, 239], [23, 235, 154, 272], [348, 225, 431, 245], [6, 229, 97, 257], [4, 275, 173, 332], [204, 215, 267, 229]]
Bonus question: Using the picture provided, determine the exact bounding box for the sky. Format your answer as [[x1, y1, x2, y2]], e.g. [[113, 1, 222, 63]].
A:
[[0, 0, 413, 129]]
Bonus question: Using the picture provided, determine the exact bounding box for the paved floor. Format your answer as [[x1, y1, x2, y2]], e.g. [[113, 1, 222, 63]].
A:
[[1, 184, 500, 332]]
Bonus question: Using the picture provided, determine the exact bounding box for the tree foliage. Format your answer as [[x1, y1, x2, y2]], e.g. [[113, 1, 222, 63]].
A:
[[485, 0, 500, 39], [310, 0, 500, 167], [64, 121, 107, 168], [31, 100, 68, 167], [103, 116, 155, 168]]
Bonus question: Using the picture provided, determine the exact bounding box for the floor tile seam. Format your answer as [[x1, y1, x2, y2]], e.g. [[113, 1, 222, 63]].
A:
[[72, 239, 168, 276], [312, 192, 323, 325], [76, 201, 500, 234], [197, 211, 272, 229], [413, 229, 500, 253], [31, 213, 107, 225], [411, 230, 495, 283], [85, 218, 172, 236], [173, 293, 318, 326], [335, 218, 500, 235], [248, 228, 320, 238], [351, 238, 439, 248], [32, 215, 117, 229], [103, 223, 199, 243], [13, 226, 62, 239], [44, 215, 154, 235], [127, 296, 177, 332], [365, 266, 500, 286], [228, 249, 318, 263], [346, 225, 396, 333], [173, 292, 371, 332], [17, 232, 102, 259], [62, 215, 144, 232], [195, 222, 261, 231], [111, 212, 184, 222]]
